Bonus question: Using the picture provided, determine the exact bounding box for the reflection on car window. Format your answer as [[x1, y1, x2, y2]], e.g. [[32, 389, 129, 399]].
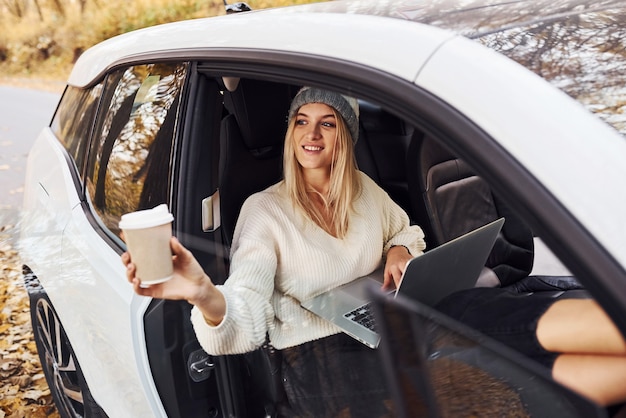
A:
[[51, 83, 104, 180], [86, 62, 188, 238], [373, 293, 604, 418], [476, 10, 626, 136]]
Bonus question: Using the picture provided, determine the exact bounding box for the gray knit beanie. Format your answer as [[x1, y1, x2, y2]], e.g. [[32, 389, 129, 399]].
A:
[[288, 87, 360, 143]]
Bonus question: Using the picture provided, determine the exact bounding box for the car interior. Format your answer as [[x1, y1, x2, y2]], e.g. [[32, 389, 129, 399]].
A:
[[145, 74, 591, 417]]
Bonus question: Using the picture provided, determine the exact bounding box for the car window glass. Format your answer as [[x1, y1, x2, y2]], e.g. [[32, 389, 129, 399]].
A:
[[86, 62, 188, 239], [372, 292, 606, 418], [51, 83, 104, 180]]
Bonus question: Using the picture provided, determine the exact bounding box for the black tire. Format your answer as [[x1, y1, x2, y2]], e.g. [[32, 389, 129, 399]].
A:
[[25, 269, 107, 418]]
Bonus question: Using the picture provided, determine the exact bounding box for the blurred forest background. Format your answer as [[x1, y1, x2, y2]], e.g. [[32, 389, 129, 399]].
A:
[[0, 0, 324, 81]]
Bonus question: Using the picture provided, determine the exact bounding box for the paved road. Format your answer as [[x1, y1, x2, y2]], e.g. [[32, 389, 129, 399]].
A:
[[0, 86, 61, 227]]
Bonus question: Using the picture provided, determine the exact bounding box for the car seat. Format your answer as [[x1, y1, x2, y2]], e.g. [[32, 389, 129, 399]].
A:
[[218, 78, 295, 249], [216, 78, 297, 417], [355, 102, 414, 213], [406, 132, 583, 291]]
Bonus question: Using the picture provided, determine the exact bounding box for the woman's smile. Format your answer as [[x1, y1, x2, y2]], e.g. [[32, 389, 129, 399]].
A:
[[303, 144, 324, 152]]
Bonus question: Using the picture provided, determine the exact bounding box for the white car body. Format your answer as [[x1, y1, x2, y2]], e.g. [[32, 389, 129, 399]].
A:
[[19, 1, 626, 417]]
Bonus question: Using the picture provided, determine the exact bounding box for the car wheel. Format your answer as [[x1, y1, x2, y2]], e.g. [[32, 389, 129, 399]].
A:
[[26, 273, 106, 418]]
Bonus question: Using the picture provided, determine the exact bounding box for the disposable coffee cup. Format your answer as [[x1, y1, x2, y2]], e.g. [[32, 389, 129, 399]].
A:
[[119, 204, 174, 287]]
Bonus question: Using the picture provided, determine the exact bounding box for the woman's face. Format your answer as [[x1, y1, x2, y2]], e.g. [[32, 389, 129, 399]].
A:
[[292, 102, 338, 174]]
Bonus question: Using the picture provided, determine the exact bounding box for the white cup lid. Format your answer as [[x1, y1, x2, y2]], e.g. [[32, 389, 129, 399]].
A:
[[119, 204, 174, 229]]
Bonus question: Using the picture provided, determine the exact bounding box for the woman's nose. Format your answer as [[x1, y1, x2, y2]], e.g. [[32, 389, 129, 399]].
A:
[[306, 124, 322, 139]]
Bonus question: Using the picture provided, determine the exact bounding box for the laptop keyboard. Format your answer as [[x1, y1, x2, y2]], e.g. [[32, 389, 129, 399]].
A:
[[344, 303, 377, 332]]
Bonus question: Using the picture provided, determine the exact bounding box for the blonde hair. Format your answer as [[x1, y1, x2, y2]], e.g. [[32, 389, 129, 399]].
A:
[[283, 107, 361, 238]]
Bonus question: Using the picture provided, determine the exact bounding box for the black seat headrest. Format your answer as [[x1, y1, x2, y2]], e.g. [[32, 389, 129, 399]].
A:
[[359, 101, 408, 135], [223, 79, 296, 157]]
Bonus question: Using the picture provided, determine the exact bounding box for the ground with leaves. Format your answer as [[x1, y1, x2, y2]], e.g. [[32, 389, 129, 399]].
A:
[[0, 223, 59, 418]]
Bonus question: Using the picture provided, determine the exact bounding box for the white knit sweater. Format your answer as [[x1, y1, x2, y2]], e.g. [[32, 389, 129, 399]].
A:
[[191, 172, 425, 354]]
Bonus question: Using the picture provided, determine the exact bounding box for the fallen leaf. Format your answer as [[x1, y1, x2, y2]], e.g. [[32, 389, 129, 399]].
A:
[[0, 224, 58, 416], [22, 389, 44, 401], [9, 375, 31, 388], [0, 358, 21, 374]]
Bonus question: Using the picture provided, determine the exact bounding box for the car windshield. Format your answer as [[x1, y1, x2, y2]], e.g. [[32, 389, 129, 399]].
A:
[[473, 8, 626, 136], [397, 0, 626, 136]]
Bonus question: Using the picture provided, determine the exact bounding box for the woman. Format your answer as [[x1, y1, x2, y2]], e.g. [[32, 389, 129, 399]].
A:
[[123, 87, 626, 413], [124, 87, 425, 416]]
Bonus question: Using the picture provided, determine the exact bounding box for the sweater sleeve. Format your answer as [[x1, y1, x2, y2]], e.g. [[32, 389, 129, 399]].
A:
[[364, 175, 426, 257], [191, 193, 278, 355]]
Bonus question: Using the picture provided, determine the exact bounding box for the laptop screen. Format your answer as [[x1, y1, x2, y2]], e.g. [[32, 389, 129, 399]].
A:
[[368, 287, 608, 418]]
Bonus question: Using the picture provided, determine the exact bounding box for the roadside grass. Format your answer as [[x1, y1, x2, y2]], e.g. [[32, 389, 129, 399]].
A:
[[0, 0, 325, 82]]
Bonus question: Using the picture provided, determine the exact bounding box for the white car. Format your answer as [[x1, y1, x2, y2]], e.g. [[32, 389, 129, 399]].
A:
[[19, 0, 626, 417]]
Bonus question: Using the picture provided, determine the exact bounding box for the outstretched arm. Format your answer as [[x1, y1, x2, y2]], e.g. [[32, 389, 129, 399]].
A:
[[122, 236, 226, 325]]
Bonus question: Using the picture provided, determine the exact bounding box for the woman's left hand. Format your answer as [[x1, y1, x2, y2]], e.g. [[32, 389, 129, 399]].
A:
[[383, 246, 413, 290]]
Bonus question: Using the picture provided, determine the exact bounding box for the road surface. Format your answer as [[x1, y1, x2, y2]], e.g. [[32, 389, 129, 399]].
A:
[[0, 85, 60, 228]]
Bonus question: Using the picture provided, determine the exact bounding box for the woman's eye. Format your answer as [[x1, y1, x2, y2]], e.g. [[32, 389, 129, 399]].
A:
[[296, 119, 307, 126], [321, 121, 336, 128]]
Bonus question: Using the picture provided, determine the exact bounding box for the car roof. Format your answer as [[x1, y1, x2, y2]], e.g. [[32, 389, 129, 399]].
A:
[[70, 0, 626, 131], [71, 0, 622, 88], [277, 0, 626, 136], [68, 5, 451, 88]]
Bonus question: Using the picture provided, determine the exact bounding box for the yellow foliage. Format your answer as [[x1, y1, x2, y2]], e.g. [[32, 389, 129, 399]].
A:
[[0, 0, 327, 81]]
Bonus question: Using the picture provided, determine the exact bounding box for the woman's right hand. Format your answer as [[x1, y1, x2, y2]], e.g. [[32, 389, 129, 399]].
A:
[[121, 236, 226, 324], [383, 245, 413, 290]]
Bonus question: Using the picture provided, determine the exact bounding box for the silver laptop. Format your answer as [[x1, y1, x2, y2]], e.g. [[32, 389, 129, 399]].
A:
[[301, 218, 504, 348]]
